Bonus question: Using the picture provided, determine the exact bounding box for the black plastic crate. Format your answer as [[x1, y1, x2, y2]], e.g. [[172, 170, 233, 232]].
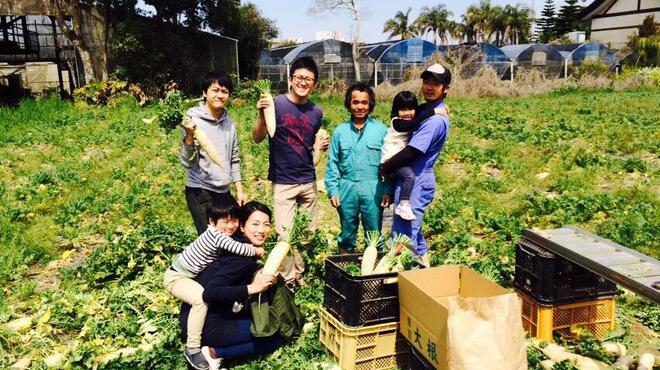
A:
[[323, 253, 399, 327], [408, 343, 435, 370], [514, 238, 617, 305]]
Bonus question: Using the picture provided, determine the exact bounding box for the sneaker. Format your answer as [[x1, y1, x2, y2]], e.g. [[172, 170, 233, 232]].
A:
[[395, 201, 416, 220], [201, 346, 225, 370], [416, 253, 430, 268], [184, 347, 210, 370]]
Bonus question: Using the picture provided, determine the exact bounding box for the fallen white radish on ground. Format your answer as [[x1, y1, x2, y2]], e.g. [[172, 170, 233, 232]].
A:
[[637, 353, 655, 370], [255, 80, 276, 138], [612, 355, 634, 369], [602, 342, 626, 357], [181, 117, 224, 170]]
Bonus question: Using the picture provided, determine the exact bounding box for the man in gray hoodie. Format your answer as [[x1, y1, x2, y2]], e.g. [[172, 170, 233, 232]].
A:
[[181, 71, 244, 235]]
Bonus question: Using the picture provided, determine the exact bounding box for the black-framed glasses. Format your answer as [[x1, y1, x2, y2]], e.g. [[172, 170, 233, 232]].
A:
[[292, 75, 316, 84]]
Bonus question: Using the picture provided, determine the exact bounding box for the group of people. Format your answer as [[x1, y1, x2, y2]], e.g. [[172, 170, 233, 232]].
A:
[[165, 57, 452, 369]]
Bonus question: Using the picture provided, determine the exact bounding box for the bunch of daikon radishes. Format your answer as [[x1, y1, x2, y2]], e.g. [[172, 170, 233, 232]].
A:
[[359, 232, 416, 276]]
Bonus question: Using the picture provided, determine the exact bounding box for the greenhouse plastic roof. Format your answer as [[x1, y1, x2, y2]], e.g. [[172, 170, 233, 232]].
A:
[[359, 38, 443, 63], [476, 43, 510, 62], [282, 39, 353, 64], [500, 44, 534, 60], [259, 39, 354, 65], [501, 44, 565, 62], [450, 43, 511, 62], [550, 43, 618, 66]]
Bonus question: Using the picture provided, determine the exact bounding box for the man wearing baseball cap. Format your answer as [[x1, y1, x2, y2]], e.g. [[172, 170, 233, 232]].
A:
[[380, 63, 451, 267]]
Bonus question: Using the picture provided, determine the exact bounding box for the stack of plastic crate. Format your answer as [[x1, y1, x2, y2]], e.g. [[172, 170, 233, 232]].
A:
[[514, 235, 618, 341], [321, 254, 409, 370]]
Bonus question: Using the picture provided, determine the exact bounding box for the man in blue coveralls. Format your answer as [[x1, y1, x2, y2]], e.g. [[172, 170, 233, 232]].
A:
[[325, 82, 392, 252], [381, 64, 451, 267]]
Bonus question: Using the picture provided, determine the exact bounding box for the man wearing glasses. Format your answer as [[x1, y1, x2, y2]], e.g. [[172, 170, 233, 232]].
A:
[[253, 56, 329, 287]]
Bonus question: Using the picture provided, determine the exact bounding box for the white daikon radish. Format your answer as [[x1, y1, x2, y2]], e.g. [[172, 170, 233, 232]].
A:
[[10, 358, 31, 370], [4, 317, 32, 332], [612, 355, 634, 369], [263, 241, 290, 275], [540, 360, 555, 370], [44, 353, 66, 368], [372, 233, 412, 274], [360, 231, 382, 275], [637, 353, 655, 370], [602, 342, 626, 357], [182, 116, 224, 170], [313, 128, 329, 165], [256, 80, 276, 138]]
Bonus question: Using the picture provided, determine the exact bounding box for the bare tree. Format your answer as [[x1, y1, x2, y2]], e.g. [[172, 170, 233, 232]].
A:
[[308, 0, 362, 81]]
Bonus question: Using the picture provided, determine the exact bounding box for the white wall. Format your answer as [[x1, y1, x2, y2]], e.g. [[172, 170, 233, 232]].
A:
[[640, 0, 660, 10], [590, 10, 660, 49], [608, 0, 637, 13], [24, 62, 70, 94]]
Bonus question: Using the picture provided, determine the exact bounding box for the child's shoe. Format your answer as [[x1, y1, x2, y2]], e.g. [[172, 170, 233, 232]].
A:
[[184, 347, 210, 370], [395, 201, 416, 221], [202, 346, 225, 370]]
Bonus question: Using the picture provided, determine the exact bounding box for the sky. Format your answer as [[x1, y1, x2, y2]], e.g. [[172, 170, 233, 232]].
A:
[[249, 0, 576, 43]]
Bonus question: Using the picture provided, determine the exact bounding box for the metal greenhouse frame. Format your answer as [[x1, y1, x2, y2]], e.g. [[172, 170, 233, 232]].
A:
[[501, 44, 567, 78], [450, 43, 512, 79], [258, 39, 358, 92], [1, 14, 82, 102], [359, 38, 444, 87]]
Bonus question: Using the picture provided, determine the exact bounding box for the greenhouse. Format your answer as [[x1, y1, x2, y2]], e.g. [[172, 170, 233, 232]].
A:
[[258, 39, 357, 92], [500, 44, 566, 78], [359, 38, 444, 86], [552, 43, 619, 69], [452, 43, 512, 79]]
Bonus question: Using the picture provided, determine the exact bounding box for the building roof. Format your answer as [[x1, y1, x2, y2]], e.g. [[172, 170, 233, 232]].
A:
[[579, 0, 617, 20]]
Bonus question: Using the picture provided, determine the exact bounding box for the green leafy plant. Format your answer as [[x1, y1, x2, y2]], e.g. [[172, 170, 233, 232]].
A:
[[345, 262, 361, 276], [156, 90, 184, 131]]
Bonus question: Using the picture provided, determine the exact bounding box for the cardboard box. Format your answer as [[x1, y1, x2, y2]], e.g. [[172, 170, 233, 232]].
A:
[[398, 265, 512, 370]]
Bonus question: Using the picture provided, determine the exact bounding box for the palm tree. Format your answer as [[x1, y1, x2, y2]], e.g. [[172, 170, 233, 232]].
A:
[[449, 20, 468, 43], [488, 6, 507, 45], [503, 4, 534, 44], [415, 4, 453, 45], [383, 7, 416, 40], [461, 12, 478, 43], [464, 0, 493, 42]]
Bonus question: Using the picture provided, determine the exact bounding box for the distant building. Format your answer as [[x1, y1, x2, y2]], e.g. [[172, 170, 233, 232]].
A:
[[315, 30, 343, 41], [567, 31, 587, 43], [270, 37, 303, 48], [580, 0, 660, 49]]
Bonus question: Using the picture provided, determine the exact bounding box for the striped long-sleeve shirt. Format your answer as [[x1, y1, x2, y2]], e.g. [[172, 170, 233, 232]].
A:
[[171, 226, 257, 277]]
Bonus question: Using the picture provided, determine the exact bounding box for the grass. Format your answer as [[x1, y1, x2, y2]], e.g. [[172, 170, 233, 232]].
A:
[[0, 86, 658, 368]]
